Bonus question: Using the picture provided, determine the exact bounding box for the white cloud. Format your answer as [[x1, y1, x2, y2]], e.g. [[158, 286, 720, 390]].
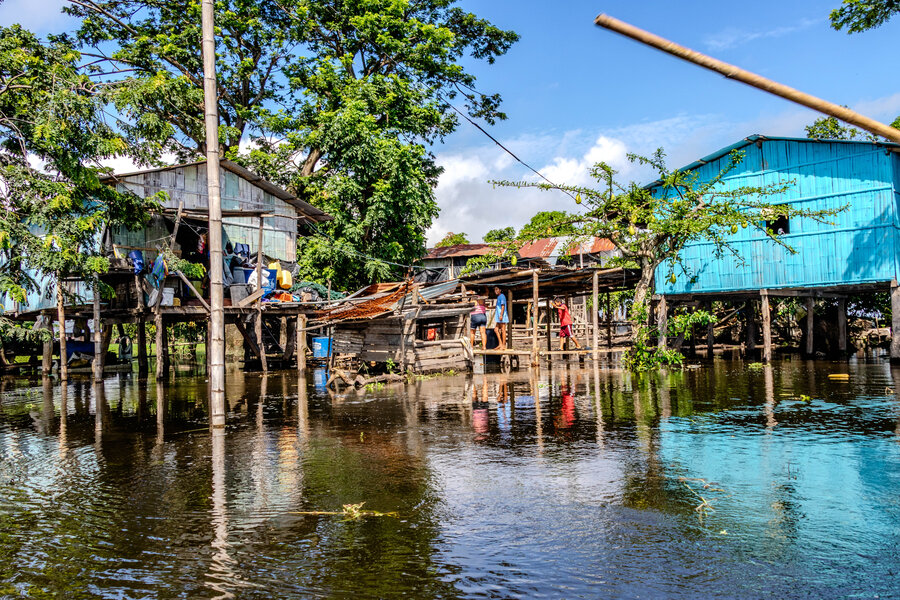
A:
[[703, 17, 822, 51]]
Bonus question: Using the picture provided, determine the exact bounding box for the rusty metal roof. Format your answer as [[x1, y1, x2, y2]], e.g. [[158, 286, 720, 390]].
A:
[[422, 244, 496, 260], [517, 238, 559, 259]]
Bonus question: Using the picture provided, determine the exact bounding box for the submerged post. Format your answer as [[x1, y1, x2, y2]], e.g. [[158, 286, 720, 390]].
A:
[[761, 289, 772, 362], [297, 314, 307, 372], [202, 0, 226, 429]]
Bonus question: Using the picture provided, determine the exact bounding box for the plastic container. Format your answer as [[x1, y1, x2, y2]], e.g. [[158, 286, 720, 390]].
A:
[[312, 337, 332, 358]]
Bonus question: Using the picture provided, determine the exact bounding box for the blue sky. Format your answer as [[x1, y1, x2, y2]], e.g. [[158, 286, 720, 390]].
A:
[[3, 0, 899, 244]]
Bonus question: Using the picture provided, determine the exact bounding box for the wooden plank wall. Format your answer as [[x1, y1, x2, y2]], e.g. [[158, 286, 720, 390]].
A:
[[654, 139, 900, 295]]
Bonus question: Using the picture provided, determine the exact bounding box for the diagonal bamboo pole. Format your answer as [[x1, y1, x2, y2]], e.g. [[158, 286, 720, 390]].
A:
[[594, 14, 900, 145]]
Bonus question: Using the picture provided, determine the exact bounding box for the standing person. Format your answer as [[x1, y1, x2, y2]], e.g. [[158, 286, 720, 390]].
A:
[[493, 286, 509, 350], [552, 297, 582, 351], [469, 296, 488, 348]]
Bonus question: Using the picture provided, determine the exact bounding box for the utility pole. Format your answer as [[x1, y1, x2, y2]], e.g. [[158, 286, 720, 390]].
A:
[[202, 0, 226, 429]]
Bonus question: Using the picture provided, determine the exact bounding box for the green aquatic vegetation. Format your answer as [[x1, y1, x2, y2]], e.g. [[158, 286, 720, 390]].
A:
[[747, 362, 765, 371], [678, 477, 730, 524], [291, 502, 399, 521]]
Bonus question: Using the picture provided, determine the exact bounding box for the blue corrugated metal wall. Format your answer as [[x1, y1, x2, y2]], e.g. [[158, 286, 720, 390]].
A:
[[655, 138, 900, 295]]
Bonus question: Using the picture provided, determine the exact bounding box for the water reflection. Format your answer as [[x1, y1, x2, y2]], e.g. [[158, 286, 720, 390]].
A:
[[1, 358, 900, 598]]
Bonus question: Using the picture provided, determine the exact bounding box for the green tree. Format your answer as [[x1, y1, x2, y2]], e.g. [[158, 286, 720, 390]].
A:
[[830, 0, 900, 32], [434, 232, 470, 247], [806, 113, 899, 142], [520, 210, 576, 239], [483, 227, 515, 243], [496, 150, 842, 369], [0, 25, 157, 339], [65, 0, 518, 289]]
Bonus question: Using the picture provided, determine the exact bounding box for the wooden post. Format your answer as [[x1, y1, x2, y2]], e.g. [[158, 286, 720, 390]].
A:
[[202, 0, 226, 430], [706, 300, 714, 358], [137, 319, 148, 374], [545, 298, 553, 353], [155, 313, 165, 380], [56, 273, 68, 382], [746, 301, 757, 356], [592, 271, 599, 357], [656, 295, 667, 350], [283, 316, 297, 363], [837, 297, 847, 354], [606, 292, 612, 349], [297, 314, 307, 372], [92, 275, 102, 380], [892, 282, 900, 363], [531, 271, 539, 366], [564, 295, 572, 352], [256, 216, 268, 373], [805, 297, 815, 357], [761, 289, 772, 363], [506, 288, 514, 350], [99, 321, 113, 374], [41, 314, 52, 375]]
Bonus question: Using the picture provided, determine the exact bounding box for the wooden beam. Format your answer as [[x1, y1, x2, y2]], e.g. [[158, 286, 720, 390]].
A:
[[706, 300, 714, 358], [545, 297, 552, 353], [606, 292, 613, 349], [761, 290, 772, 362], [137, 318, 148, 374], [174, 271, 210, 311], [592, 271, 599, 358], [507, 287, 514, 351], [283, 316, 296, 362], [56, 273, 68, 382], [746, 301, 757, 357], [234, 318, 263, 362]]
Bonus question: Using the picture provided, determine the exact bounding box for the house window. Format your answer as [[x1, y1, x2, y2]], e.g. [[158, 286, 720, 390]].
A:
[[417, 320, 445, 341], [766, 215, 789, 235]]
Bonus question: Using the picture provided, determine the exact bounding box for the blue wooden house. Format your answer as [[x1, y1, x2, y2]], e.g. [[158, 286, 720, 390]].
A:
[[651, 135, 900, 360], [655, 135, 900, 297]]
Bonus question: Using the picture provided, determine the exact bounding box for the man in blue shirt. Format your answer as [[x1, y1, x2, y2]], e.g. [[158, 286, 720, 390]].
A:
[[493, 286, 509, 350]]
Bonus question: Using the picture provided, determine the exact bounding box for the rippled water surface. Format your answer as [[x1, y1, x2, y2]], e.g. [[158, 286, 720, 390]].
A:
[[2, 357, 900, 599]]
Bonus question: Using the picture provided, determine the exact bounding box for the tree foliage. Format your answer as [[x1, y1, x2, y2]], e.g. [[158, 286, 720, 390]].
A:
[[495, 150, 843, 370], [805, 113, 899, 141], [65, 0, 518, 290], [830, 0, 900, 32], [519, 210, 576, 239], [483, 226, 515, 243], [435, 232, 470, 247], [0, 25, 158, 338]]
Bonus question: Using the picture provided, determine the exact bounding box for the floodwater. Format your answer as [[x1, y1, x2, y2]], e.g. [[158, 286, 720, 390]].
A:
[[1, 357, 900, 599]]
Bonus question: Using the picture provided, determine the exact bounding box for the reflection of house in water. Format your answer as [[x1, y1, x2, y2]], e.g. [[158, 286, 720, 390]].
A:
[[651, 135, 900, 360]]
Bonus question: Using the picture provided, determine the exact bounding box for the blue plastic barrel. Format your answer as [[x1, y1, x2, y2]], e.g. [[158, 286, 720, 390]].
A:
[[312, 337, 332, 358]]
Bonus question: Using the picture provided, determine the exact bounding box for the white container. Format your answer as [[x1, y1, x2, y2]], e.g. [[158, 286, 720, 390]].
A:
[[160, 287, 175, 307]]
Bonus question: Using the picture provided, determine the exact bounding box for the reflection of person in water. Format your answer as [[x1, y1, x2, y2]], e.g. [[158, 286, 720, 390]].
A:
[[472, 379, 490, 438], [555, 384, 576, 430]]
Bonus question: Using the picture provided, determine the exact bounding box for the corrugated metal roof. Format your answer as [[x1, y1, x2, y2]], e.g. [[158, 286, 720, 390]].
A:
[[423, 244, 495, 260], [517, 238, 559, 258]]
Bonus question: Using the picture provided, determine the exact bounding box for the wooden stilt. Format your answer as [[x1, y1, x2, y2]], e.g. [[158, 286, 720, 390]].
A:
[[256, 312, 268, 372], [592, 271, 599, 358], [805, 297, 815, 357], [606, 292, 612, 349], [161, 318, 170, 372], [745, 301, 757, 357], [56, 273, 68, 382], [138, 318, 148, 375], [545, 297, 553, 353], [297, 314, 307, 372], [892, 282, 900, 363], [92, 276, 102, 380], [256, 216, 268, 373], [506, 288, 514, 350], [761, 289, 772, 362], [155, 313, 164, 380], [706, 300, 714, 358], [656, 295, 668, 350], [99, 321, 113, 373], [531, 271, 539, 366], [42, 314, 52, 375], [837, 297, 847, 354]]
